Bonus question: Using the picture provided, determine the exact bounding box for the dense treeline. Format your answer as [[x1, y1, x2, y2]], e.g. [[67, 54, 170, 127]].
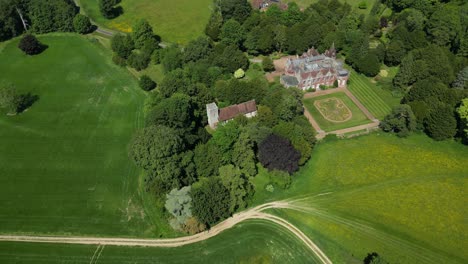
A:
[[0, 0, 94, 42], [379, 0, 467, 142]]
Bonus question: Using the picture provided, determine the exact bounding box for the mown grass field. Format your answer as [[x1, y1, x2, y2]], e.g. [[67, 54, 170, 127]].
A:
[[286, 0, 376, 12], [303, 92, 372, 132], [0, 221, 318, 264], [348, 70, 399, 119], [78, 0, 213, 44], [0, 34, 176, 238], [253, 133, 468, 263]]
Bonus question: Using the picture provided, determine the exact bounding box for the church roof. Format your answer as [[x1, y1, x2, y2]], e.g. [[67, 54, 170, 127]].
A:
[[219, 100, 257, 122]]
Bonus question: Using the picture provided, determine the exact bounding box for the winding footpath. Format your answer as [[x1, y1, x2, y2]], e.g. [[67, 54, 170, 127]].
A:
[[0, 201, 332, 264]]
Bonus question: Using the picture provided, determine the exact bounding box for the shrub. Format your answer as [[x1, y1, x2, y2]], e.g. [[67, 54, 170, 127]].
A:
[[18, 34, 45, 55], [73, 14, 93, 34], [268, 170, 291, 189], [358, 1, 367, 9], [112, 54, 127, 67], [262, 56, 275, 72], [234, 68, 245, 79], [139, 75, 157, 91], [127, 52, 150, 71], [99, 0, 119, 19]]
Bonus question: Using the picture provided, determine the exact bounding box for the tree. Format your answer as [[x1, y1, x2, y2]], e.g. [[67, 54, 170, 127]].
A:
[[128, 125, 185, 187], [220, 19, 245, 47], [380, 105, 416, 137], [452, 67, 468, 90], [212, 44, 249, 73], [132, 19, 154, 49], [424, 103, 457, 140], [205, 9, 223, 41], [73, 14, 93, 34], [0, 0, 25, 41], [262, 56, 275, 72], [234, 68, 245, 79], [99, 0, 118, 19], [194, 141, 223, 178], [0, 84, 20, 114], [165, 186, 192, 230], [111, 34, 134, 59], [218, 0, 252, 23], [212, 121, 240, 163], [363, 252, 389, 264], [139, 75, 156, 91], [18, 34, 44, 55], [385, 40, 406, 66], [184, 36, 212, 63], [231, 132, 256, 176], [427, 5, 461, 48], [191, 177, 231, 227], [268, 169, 291, 189], [258, 134, 301, 174], [356, 52, 380, 77], [28, 0, 78, 33], [219, 165, 254, 213], [161, 46, 184, 72], [456, 98, 468, 139], [127, 52, 150, 71]]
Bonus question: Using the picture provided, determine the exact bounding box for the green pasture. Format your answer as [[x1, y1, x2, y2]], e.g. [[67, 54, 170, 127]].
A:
[[348, 70, 398, 119], [0, 34, 175, 238], [78, 0, 213, 44], [0, 220, 318, 263], [254, 133, 468, 263], [303, 92, 372, 132], [287, 0, 377, 12]]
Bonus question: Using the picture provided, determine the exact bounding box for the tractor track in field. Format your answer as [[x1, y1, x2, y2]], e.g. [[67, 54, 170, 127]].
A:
[[0, 200, 332, 264]]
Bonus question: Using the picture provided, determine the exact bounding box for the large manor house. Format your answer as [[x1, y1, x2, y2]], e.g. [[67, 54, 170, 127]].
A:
[[281, 44, 349, 91]]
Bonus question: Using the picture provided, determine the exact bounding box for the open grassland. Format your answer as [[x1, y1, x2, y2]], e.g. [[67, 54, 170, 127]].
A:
[[303, 92, 372, 131], [348, 71, 398, 119], [253, 133, 468, 263], [0, 34, 175, 238], [78, 0, 212, 44], [0, 221, 318, 263], [287, 0, 376, 12]]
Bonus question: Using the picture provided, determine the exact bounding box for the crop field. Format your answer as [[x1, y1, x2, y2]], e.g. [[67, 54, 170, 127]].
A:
[[0, 221, 318, 264], [0, 34, 175, 238], [347, 71, 397, 119], [303, 92, 372, 132], [254, 134, 468, 263], [78, 0, 213, 44]]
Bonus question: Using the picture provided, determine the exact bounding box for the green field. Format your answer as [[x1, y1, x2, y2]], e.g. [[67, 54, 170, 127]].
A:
[[0, 221, 318, 263], [303, 92, 372, 132], [0, 34, 176, 238], [78, 0, 213, 44], [253, 133, 468, 263], [348, 71, 398, 119]]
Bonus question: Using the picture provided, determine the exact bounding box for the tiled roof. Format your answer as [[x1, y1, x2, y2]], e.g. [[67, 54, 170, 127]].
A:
[[219, 100, 257, 122]]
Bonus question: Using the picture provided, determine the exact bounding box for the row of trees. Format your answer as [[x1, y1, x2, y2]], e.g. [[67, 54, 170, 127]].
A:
[[380, 0, 467, 142]]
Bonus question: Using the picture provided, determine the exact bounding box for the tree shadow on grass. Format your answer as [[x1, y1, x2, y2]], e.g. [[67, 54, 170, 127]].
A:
[[16, 93, 39, 113]]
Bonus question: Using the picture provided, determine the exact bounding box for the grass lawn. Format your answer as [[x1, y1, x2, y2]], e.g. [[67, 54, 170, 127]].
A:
[[0, 34, 175, 238], [0, 220, 319, 263], [252, 133, 468, 263], [303, 92, 372, 132], [78, 0, 213, 44], [287, 0, 377, 12], [347, 70, 399, 119]]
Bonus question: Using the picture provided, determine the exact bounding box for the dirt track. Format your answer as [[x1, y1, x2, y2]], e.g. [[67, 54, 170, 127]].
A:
[[0, 201, 332, 264]]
